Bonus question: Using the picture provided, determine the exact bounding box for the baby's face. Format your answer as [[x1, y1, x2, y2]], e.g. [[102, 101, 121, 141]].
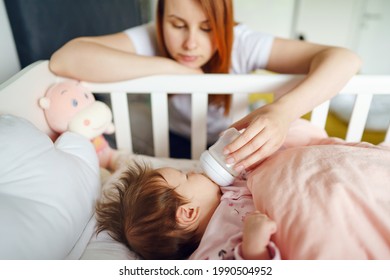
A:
[[157, 167, 221, 208]]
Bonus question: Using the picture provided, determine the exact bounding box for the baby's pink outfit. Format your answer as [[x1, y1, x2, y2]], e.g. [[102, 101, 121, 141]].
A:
[[189, 179, 280, 260]]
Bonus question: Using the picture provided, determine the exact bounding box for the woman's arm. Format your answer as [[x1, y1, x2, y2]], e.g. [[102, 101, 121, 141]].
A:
[[267, 38, 362, 115], [49, 32, 201, 82], [226, 38, 362, 171]]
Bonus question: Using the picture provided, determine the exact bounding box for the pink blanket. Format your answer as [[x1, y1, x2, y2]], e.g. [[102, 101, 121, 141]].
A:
[[247, 138, 390, 259]]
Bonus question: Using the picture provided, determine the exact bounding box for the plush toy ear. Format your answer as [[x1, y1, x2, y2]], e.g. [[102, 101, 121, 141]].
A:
[[104, 123, 115, 135], [176, 205, 200, 228], [38, 97, 50, 109]]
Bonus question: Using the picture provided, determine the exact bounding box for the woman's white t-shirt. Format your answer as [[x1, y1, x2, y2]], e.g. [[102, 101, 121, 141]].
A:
[[124, 23, 274, 143]]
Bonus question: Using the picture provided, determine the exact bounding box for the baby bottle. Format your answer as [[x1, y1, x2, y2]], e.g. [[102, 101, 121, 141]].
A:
[[200, 128, 241, 186]]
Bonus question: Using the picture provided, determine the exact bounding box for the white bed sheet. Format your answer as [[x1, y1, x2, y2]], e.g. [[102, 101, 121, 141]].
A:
[[66, 216, 97, 260]]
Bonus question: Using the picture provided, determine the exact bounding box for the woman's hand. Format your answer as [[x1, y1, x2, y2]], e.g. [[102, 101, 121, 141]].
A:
[[224, 103, 291, 172], [242, 211, 277, 260]]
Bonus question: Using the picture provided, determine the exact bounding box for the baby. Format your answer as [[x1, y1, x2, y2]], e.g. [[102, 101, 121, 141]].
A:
[[95, 161, 279, 260]]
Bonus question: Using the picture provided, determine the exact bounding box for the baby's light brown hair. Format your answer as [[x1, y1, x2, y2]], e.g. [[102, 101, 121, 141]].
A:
[[95, 162, 201, 259]]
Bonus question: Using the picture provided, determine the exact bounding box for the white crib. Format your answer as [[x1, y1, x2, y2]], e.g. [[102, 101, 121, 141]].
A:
[[85, 70, 390, 159]]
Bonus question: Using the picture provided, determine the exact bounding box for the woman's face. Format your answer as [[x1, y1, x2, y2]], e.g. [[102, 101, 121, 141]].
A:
[[162, 0, 217, 69]]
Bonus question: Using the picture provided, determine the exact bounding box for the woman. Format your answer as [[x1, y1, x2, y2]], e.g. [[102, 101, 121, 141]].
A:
[[49, 0, 361, 171]]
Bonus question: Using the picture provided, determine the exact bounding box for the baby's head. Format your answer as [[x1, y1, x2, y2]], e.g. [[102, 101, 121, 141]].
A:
[[96, 162, 221, 259]]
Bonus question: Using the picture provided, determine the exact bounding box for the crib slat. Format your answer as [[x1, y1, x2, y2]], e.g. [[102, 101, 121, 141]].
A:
[[151, 92, 169, 157], [310, 100, 330, 129], [191, 92, 208, 159], [385, 124, 390, 143], [110, 92, 132, 152], [231, 93, 249, 123], [345, 94, 373, 142]]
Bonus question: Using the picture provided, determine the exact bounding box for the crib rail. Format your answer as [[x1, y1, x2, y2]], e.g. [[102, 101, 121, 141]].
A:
[[84, 74, 390, 159], [1, 61, 389, 160]]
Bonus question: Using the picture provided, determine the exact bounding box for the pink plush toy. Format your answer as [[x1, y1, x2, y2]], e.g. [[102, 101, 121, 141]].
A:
[[39, 80, 119, 171]]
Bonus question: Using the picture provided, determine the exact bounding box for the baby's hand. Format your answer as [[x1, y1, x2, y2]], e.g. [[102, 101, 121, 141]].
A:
[[242, 211, 277, 260]]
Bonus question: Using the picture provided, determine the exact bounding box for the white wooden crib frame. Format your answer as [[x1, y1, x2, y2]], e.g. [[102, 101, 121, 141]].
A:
[[1, 60, 389, 159]]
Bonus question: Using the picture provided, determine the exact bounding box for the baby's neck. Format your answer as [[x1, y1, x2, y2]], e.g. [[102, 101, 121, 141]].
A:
[[196, 202, 219, 237]]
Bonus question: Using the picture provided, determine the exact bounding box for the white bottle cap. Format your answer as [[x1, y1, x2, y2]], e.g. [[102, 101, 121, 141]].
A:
[[200, 150, 235, 187]]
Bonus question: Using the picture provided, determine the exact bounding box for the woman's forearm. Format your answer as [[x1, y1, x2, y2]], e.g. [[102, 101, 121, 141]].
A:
[[272, 47, 362, 122], [49, 39, 200, 82]]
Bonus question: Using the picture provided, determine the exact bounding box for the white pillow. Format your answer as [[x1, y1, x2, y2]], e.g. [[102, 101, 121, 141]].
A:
[[0, 114, 100, 259]]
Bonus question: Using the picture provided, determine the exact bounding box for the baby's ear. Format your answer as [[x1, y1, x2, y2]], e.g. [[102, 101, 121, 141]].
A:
[[176, 205, 199, 227]]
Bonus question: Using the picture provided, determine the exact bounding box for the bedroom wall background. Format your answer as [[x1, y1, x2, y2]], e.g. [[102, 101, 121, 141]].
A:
[[1, 0, 389, 84]]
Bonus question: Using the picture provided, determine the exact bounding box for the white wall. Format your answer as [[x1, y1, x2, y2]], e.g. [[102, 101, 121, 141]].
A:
[[294, 0, 363, 48], [354, 0, 390, 74], [233, 0, 296, 38], [0, 0, 20, 84], [294, 0, 390, 74]]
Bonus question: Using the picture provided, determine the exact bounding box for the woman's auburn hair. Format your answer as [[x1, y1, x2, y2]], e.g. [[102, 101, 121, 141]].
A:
[[95, 162, 201, 260], [156, 0, 234, 114]]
